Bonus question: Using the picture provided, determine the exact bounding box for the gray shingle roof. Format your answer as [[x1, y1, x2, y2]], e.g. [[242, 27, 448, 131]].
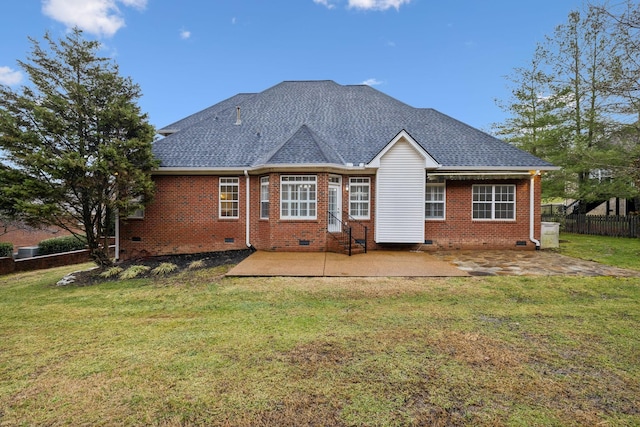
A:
[[265, 125, 345, 165], [152, 80, 555, 170], [157, 93, 256, 136]]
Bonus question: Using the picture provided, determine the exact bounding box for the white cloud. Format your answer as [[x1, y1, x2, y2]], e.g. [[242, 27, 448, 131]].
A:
[[41, 0, 147, 38], [313, 0, 411, 11], [231, 17, 237, 24], [180, 29, 191, 40], [0, 66, 23, 86], [119, 0, 146, 7], [348, 0, 411, 11], [361, 78, 383, 86], [313, 0, 336, 9]]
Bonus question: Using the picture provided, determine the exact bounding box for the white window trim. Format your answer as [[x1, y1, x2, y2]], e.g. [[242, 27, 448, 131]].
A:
[[260, 176, 269, 219], [425, 182, 446, 220], [219, 177, 239, 219], [471, 184, 516, 221], [349, 177, 370, 220], [280, 175, 317, 220]]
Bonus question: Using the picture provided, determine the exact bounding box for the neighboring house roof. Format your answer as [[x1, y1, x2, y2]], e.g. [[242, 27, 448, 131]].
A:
[[152, 80, 555, 171]]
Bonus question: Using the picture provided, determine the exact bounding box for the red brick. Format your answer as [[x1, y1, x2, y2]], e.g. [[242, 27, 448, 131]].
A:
[[119, 173, 542, 260]]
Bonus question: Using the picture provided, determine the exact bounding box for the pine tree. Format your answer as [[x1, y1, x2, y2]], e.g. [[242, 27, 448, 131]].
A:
[[496, 4, 640, 209], [0, 28, 159, 266]]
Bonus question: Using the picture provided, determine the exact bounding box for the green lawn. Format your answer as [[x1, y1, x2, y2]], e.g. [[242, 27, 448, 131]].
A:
[[558, 232, 640, 270], [1, 239, 639, 426]]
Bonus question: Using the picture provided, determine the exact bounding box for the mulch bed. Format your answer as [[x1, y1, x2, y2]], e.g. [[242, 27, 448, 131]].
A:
[[62, 249, 253, 286]]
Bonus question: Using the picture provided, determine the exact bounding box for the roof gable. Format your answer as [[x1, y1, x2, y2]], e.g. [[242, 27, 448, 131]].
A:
[[368, 130, 441, 169], [262, 125, 345, 165]]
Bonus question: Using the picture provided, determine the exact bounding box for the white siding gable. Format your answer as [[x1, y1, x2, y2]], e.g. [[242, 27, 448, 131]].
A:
[[375, 138, 427, 243], [368, 130, 440, 169]]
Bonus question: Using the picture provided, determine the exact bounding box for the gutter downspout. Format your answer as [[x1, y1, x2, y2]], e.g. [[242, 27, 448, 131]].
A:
[[114, 174, 120, 262], [529, 171, 541, 250], [244, 170, 255, 251], [115, 209, 120, 262]]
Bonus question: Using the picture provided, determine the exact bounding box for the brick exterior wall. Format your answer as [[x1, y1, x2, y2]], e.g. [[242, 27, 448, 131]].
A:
[[0, 249, 92, 276], [249, 173, 331, 252], [119, 175, 247, 260], [118, 173, 541, 260], [0, 224, 72, 253], [423, 176, 541, 250]]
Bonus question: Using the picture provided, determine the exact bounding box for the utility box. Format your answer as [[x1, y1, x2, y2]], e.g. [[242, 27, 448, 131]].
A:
[[16, 246, 40, 259], [540, 222, 560, 249]]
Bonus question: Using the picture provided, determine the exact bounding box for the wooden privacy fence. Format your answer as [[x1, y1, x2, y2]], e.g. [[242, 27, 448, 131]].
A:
[[541, 214, 640, 238]]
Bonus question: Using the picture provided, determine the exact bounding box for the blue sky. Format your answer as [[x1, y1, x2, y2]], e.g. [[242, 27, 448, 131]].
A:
[[0, 0, 586, 133]]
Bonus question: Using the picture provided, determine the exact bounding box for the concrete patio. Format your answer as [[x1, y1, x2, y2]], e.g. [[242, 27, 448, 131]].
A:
[[227, 250, 640, 278], [227, 251, 468, 277]]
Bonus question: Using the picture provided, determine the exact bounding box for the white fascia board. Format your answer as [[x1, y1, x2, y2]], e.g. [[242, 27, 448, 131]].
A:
[[434, 165, 560, 172], [367, 130, 441, 169], [251, 163, 374, 174], [153, 167, 248, 175], [154, 163, 374, 176]]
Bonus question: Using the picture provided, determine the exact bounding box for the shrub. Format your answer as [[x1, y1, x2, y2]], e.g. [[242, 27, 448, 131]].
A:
[[99, 266, 123, 279], [0, 242, 13, 258], [151, 263, 178, 276], [38, 235, 87, 255], [188, 260, 205, 270], [119, 265, 150, 280]]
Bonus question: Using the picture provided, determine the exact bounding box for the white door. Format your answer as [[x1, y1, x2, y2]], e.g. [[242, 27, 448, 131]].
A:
[[328, 177, 342, 233]]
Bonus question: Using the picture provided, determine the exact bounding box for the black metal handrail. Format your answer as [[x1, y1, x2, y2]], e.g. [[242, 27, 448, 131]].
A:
[[346, 214, 368, 253], [327, 211, 367, 256]]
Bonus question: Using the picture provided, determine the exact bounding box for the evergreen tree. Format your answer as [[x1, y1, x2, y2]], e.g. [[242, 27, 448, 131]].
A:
[[0, 28, 159, 266], [494, 45, 569, 198], [496, 3, 640, 209]]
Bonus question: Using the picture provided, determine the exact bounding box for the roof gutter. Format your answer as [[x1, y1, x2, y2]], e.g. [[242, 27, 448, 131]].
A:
[[153, 163, 370, 175], [429, 170, 543, 176], [155, 165, 560, 176], [530, 171, 541, 250]]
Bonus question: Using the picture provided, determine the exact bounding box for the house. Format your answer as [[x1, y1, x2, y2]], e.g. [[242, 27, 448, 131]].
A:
[[117, 80, 557, 260], [0, 220, 72, 256]]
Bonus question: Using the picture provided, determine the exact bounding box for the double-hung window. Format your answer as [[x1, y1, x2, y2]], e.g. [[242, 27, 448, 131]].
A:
[[260, 176, 269, 219], [349, 177, 370, 219], [472, 184, 515, 220], [280, 176, 317, 219], [219, 177, 239, 218], [425, 183, 445, 219]]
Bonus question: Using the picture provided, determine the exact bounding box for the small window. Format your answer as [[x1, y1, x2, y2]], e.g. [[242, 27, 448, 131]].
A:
[[128, 208, 145, 219], [126, 196, 144, 219], [220, 177, 239, 218], [280, 176, 317, 219], [425, 183, 445, 219], [472, 184, 515, 220], [260, 176, 269, 219], [349, 177, 370, 219]]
